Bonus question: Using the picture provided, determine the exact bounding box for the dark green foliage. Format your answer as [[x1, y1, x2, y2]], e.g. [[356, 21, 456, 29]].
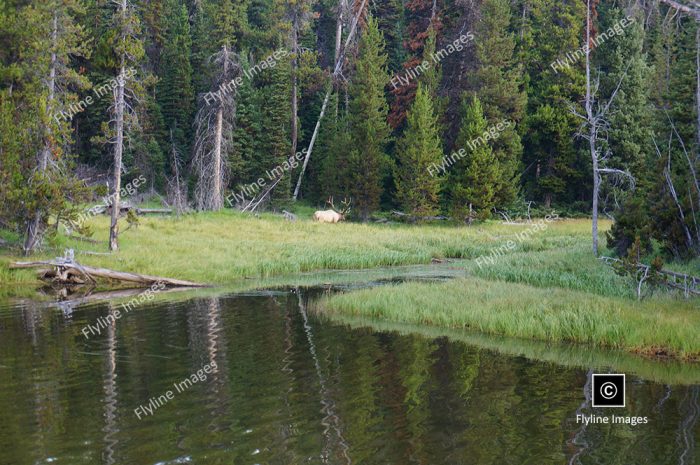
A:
[[611, 237, 666, 299], [394, 85, 443, 217], [347, 16, 391, 220], [257, 55, 292, 207], [0, 0, 697, 262], [612, 8, 699, 260], [157, 0, 195, 158], [520, 0, 585, 208], [450, 96, 498, 220], [473, 0, 525, 207], [317, 102, 354, 201], [606, 194, 652, 257]]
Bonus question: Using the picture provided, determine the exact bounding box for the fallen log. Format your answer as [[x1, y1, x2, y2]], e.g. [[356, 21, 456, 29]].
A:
[[391, 211, 450, 222], [10, 260, 207, 288], [136, 208, 173, 215]]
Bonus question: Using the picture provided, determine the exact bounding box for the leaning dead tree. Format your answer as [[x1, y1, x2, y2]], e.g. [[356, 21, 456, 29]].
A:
[[571, 0, 636, 256], [292, 0, 368, 200], [285, 1, 316, 189], [653, 133, 700, 254], [193, 45, 241, 211]]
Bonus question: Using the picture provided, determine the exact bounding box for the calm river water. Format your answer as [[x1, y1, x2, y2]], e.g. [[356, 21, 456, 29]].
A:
[[0, 277, 698, 465]]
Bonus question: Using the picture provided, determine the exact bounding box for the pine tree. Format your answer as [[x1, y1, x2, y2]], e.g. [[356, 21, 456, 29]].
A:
[[230, 55, 261, 191], [647, 11, 700, 258], [473, 0, 526, 207], [258, 56, 292, 207], [317, 107, 354, 201], [15, 0, 92, 253], [347, 15, 391, 220], [388, 0, 441, 129], [450, 96, 499, 220], [278, 0, 316, 200], [192, 0, 246, 211], [371, 0, 405, 72], [519, 0, 586, 208], [157, 0, 195, 164], [599, 6, 654, 256], [394, 84, 443, 217]]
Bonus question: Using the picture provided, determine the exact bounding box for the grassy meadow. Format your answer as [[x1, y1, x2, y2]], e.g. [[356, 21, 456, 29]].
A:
[[1, 210, 605, 286]]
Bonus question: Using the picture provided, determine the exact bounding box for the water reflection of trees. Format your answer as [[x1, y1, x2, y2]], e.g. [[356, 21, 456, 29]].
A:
[[101, 305, 118, 465], [678, 386, 699, 465], [3, 295, 700, 465], [296, 288, 351, 464]]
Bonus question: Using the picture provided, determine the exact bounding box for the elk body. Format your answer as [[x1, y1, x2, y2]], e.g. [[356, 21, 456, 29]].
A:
[[313, 197, 351, 223], [313, 210, 343, 223]]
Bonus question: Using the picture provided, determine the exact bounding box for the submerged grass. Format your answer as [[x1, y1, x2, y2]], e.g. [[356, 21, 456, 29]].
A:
[[315, 277, 700, 360]]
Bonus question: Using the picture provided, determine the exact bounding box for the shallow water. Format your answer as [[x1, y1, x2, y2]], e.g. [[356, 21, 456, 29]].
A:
[[0, 280, 698, 465]]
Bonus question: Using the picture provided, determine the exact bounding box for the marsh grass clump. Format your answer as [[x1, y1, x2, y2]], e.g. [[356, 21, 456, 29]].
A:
[[316, 277, 700, 360]]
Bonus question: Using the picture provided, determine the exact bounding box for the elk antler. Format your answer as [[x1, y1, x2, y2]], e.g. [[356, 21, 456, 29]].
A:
[[326, 196, 336, 211], [339, 197, 352, 216]]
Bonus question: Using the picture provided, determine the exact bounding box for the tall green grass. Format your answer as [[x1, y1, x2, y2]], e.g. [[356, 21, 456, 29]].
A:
[[1, 212, 602, 286], [315, 277, 700, 360], [467, 245, 635, 298], [324, 314, 700, 385]]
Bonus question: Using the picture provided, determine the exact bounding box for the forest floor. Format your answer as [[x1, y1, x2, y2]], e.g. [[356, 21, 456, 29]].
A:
[[1, 210, 698, 359]]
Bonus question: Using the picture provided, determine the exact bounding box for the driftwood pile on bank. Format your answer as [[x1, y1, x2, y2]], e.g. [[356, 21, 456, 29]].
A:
[[10, 254, 206, 288]]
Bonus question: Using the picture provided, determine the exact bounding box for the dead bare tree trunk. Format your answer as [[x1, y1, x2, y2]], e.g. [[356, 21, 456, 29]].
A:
[[168, 129, 185, 215], [656, 137, 696, 250], [585, 0, 599, 256], [24, 12, 58, 254], [292, 0, 368, 201], [193, 45, 240, 211], [573, 0, 635, 256], [210, 45, 230, 211], [658, 0, 700, 19], [109, 66, 126, 251], [212, 102, 224, 210], [290, 27, 299, 166], [109, 0, 128, 251]]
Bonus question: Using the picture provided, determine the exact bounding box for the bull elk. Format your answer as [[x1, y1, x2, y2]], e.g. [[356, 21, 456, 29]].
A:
[[313, 197, 352, 223]]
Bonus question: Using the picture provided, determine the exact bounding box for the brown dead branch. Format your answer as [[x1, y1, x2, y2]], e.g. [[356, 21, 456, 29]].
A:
[[10, 260, 207, 288]]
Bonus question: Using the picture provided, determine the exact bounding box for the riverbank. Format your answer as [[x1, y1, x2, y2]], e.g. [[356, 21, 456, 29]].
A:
[[316, 277, 700, 360], [2, 211, 698, 358], [1, 210, 603, 286]]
